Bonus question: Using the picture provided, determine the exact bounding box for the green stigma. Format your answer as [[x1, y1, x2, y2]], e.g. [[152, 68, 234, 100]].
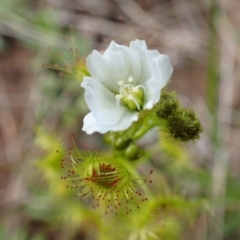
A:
[[115, 76, 145, 111], [122, 88, 144, 110]]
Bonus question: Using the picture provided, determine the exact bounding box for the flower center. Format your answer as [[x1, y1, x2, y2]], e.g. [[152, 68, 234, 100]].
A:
[[115, 76, 145, 111]]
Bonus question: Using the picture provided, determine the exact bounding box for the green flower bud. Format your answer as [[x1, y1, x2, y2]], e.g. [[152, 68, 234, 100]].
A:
[[167, 108, 203, 141], [113, 137, 132, 150], [125, 144, 144, 161], [156, 92, 179, 119], [104, 132, 115, 144]]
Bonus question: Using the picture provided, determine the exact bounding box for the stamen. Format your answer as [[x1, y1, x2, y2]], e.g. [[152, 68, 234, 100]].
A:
[[115, 96, 125, 108], [137, 85, 146, 93], [115, 94, 122, 100], [117, 80, 124, 86], [115, 76, 144, 111], [131, 97, 141, 111], [128, 76, 134, 83]]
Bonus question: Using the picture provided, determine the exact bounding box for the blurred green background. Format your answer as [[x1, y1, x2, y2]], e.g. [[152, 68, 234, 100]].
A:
[[0, 0, 240, 239]]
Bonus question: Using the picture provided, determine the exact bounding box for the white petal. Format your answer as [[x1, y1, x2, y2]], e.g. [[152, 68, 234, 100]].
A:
[[81, 77, 125, 126], [105, 41, 142, 83], [82, 111, 139, 134], [87, 41, 141, 91], [143, 76, 161, 109], [82, 112, 109, 134], [130, 39, 173, 85], [144, 55, 173, 109], [130, 39, 160, 58], [111, 110, 139, 132], [130, 39, 147, 51], [152, 54, 173, 89], [146, 49, 160, 58], [130, 40, 173, 109], [130, 40, 152, 85]]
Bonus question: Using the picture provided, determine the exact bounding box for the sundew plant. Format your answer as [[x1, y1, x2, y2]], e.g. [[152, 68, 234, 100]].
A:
[[2, 1, 240, 239], [43, 38, 203, 239]]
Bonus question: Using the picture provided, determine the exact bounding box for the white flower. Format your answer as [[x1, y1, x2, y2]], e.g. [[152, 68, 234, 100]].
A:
[[81, 39, 173, 134]]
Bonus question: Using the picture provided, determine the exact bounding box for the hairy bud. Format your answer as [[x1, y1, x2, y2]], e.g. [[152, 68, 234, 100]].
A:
[[156, 92, 179, 119], [167, 108, 203, 141]]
